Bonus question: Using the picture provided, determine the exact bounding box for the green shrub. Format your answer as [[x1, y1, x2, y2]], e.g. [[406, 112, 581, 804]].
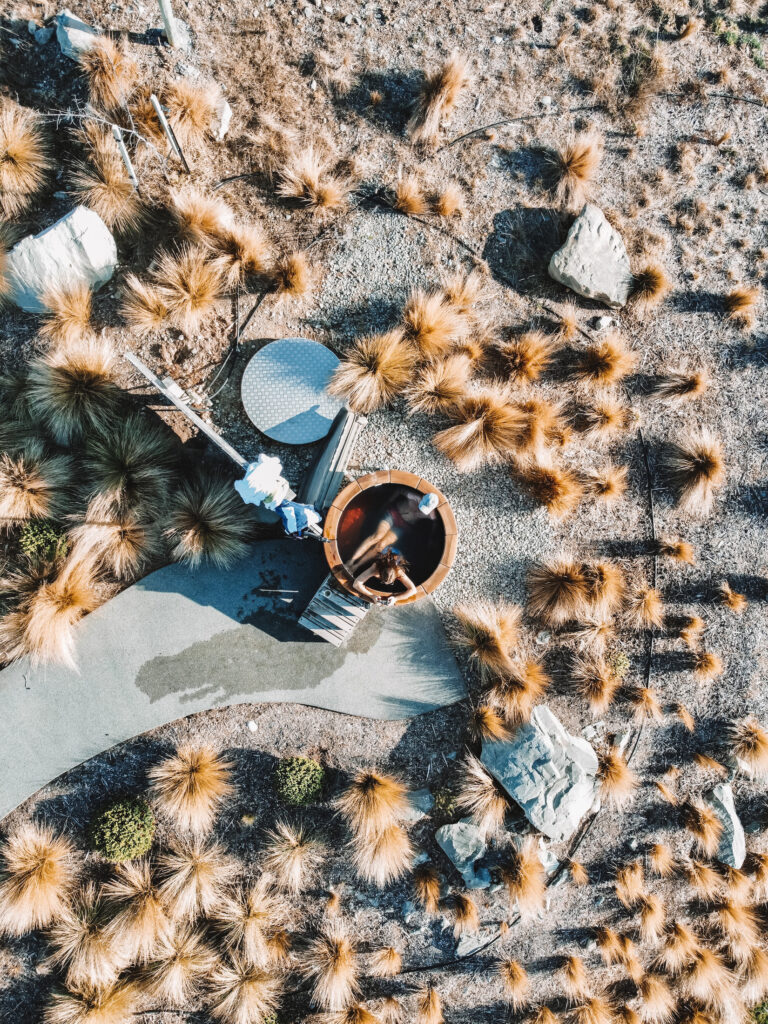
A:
[[753, 1002, 768, 1024], [431, 781, 460, 823], [89, 796, 156, 862], [608, 650, 631, 682], [18, 519, 68, 564], [273, 756, 325, 806]]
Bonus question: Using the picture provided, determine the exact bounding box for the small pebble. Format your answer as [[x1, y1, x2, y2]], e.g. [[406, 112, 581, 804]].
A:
[[247, 720, 258, 732], [541, 96, 553, 106]]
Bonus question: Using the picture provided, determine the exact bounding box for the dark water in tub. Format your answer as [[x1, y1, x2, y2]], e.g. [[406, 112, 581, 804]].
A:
[[336, 483, 446, 589]]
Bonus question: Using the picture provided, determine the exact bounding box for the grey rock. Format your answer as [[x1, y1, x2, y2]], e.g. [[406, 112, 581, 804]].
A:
[[402, 788, 435, 822], [435, 818, 491, 889], [706, 782, 745, 868], [55, 8, 100, 59], [481, 705, 599, 842], [548, 203, 633, 307], [213, 93, 233, 141], [6, 206, 117, 313], [456, 929, 494, 958]]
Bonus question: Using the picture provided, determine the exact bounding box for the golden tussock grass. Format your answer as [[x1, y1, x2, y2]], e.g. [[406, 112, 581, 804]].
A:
[[43, 982, 138, 1024], [405, 354, 471, 416], [714, 898, 760, 962], [169, 187, 234, 244], [570, 654, 619, 715], [447, 891, 479, 938], [717, 580, 747, 614], [489, 657, 549, 725], [70, 506, 154, 581], [630, 264, 671, 315], [624, 586, 664, 630], [0, 442, 70, 526], [153, 246, 224, 334], [570, 860, 589, 885], [577, 393, 633, 441], [500, 837, 545, 919], [145, 922, 218, 1005], [408, 53, 470, 146], [0, 101, 51, 218], [163, 79, 217, 146], [325, 889, 341, 917], [648, 843, 675, 878], [402, 288, 469, 360], [277, 145, 349, 214], [637, 974, 675, 1024], [654, 921, 700, 974], [653, 538, 695, 564], [337, 770, 409, 837], [416, 985, 444, 1024], [16, 555, 100, 668], [526, 558, 589, 626], [102, 858, 170, 963], [261, 820, 324, 894], [433, 182, 465, 217], [457, 752, 509, 833], [84, 411, 177, 514], [442, 269, 485, 315], [719, 864, 752, 902], [157, 836, 237, 921], [412, 863, 442, 915], [582, 561, 624, 619], [323, 1004, 381, 1024], [659, 429, 725, 516], [564, 619, 614, 655], [693, 752, 726, 776], [674, 703, 695, 731], [271, 251, 312, 300], [498, 331, 556, 384], [649, 369, 709, 404], [741, 947, 768, 1004], [749, 851, 768, 900], [684, 860, 721, 900], [78, 36, 137, 110], [572, 333, 637, 386], [27, 337, 118, 445], [728, 718, 768, 776], [148, 744, 233, 835], [724, 286, 759, 328], [299, 922, 359, 1011], [121, 274, 170, 335], [393, 174, 427, 215], [207, 956, 281, 1024], [681, 800, 723, 856], [680, 947, 735, 1012], [560, 954, 590, 1003], [677, 614, 705, 649], [47, 880, 125, 990], [572, 996, 615, 1024], [212, 224, 273, 288], [584, 464, 628, 503], [468, 704, 510, 743], [450, 599, 520, 680], [548, 134, 602, 211], [369, 946, 402, 977], [598, 746, 638, 809], [328, 331, 412, 414], [350, 823, 413, 887], [70, 145, 144, 235], [39, 283, 92, 345], [520, 464, 583, 519], [615, 860, 646, 908], [638, 893, 665, 943], [378, 995, 403, 1024], [692, 650, 723, 681], [498, 958, 530, 1009], [532, 1008, 558, 1024], [0, 823, 76, 937], [625, 686, 663, 723], [166, 473, 254, 569]]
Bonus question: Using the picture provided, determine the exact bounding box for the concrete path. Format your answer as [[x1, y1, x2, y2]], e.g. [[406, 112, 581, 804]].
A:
[[0, 540, 465, 820]]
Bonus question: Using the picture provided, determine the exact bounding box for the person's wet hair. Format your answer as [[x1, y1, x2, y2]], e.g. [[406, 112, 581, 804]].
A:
[[375, 548, 408, 585]]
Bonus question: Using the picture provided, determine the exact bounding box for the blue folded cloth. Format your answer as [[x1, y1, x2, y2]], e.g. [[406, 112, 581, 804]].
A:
[[276, 500, 322, 536]]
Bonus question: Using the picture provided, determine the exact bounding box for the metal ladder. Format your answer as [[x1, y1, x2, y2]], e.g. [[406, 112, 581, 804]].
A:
[[299, 575, 370, 646]]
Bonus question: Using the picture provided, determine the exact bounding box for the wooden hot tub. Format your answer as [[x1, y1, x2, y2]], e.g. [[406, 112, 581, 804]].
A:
[[323, 470, 457, 603]]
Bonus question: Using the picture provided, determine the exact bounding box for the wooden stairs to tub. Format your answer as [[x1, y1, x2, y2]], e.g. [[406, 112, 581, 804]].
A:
[[299, 574, 370, 646]]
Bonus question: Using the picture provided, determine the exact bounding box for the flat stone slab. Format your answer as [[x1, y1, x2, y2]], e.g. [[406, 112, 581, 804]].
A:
[[56, 8, 100, 59], [706, 782, 745, 868], [0, 540, 465, 820], [548, 203, 633, 307], [7, 206, 117, 312], [481, 705, 599, 843]]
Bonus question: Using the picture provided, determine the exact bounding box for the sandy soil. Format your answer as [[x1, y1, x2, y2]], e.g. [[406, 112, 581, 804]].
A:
[[1, 0, 767, 1021]]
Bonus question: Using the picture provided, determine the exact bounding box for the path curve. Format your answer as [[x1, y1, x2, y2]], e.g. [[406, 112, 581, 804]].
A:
[[0, 540, 465, 820]]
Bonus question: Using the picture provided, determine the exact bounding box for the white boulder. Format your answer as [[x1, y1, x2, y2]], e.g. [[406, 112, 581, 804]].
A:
[[481, 705, 599, 843], [6, 206, 118, 313], [435, 818, 491, 889], [706, 782, 745, 868], [55, 9, 100, 59], [548, 203, 633, 307]]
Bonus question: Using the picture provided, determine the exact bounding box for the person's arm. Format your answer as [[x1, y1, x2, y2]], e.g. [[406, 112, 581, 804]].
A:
[[352, 566, 381, 603], [347, 521, 393, 572], [391, 570, 418, 604]]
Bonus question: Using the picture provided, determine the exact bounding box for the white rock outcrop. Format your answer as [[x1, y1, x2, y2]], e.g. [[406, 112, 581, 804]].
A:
[[55, 9, 100, 59], [548, 203, 633, 307], [435, 818, 491, 889], [6, 206, 118, 313], [706, 782, 745, 868], [481, 705, 599, 843]]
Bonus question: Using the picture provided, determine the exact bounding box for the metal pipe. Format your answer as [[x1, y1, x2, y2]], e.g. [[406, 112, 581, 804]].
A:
[[111, 125, 139, 191], [158, 0, 181, 47], [149, 93, 191, 173]]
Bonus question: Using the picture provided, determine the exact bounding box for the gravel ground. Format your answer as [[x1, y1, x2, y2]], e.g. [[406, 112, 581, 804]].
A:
[[1, 0, 768, 1021]]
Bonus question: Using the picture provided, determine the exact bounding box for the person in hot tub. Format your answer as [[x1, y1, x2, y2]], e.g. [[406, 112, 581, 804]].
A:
[[352, 547, 417, 605], [346, 490, 439, 579]]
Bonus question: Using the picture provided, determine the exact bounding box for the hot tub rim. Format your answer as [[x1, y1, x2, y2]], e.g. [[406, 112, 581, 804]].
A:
[[323, 470, 457, 603]]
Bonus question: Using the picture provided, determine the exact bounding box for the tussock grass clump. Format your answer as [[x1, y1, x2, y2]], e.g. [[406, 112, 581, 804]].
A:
[[489, 657, 549, 724], [457, 752, 508, 833], [85, 413, 177, 515], [408, 53, 469, 146], [0, 823, 76, 936], [70, 146, 144, 235], [585, 464, 628, 503], [78, 36, 137, 110], [166, 473, 253, 569], [572, 333, 637, 386], [212, 224, 273, 289], [416, 985, 444, 1024], [654, 921, 700, 974], [683, 860, 721, 900], [300, 922, 359, 1011], [47, 881, 125, 990], [724, 286, 759, 328], [598, 746, 638, 809], [0, 101, 51, 218], [39, 284, 93, 345], [741, 948, 768, 1003], [157, 836, 237, 921], [653, 538, 695, 564], [717, 580, 746, 614], [638, 893, 665, 943], [714, 898, 760, 962], [163, 79, 217, 146], [521, 465, 583, 518], [337, 770, 408, 838], [70, 498, 156, 580], [625, 586, 664, 630], [526, 558, 589, 626], [277, 146, 349, 214], [649, 369, 708, 404], [271, 251, 312, 300], [561, 954, 590, 1002], [577, 393, 633, 440], [678, 614, 705, 649], [43, 983, 138, 1024], [153, 247, 224, 334], [626, 686, 663, 723], [681, 800, 723, 857], [207, 956, 281, 1024], [582, 561, 624, 619], [148, 744, 233, 835], [680, 947, 734, 1011], [0, 442, 70, 527], [570, 654, 619, 715], [572, 996, 615, 1024], [402, 289, 468, 359], [433, 182, 465, 218], [500, 837, 545, 918], [262, 820, 324, 894], [434, 389, 524, 470], [498, 331, 556, 384], [630, 264, 671, 314], [329, 331, 412, 414], [468, 704, 510, 743], [547, 134, 602, 211], [369, 946, 401, 978], [146, 922, 218, 1006], [27, 337, 119, 446], [447, 891, 479, 938], [637, 974, 675, 1024], [413, 863, 441, 915], [120, 274, 170, 335], [169, 187, 233, 244], [728, 718, 768, 776], [648, 844, 675, 878], [393, 174, 427, 215], [351, 824, 413, 886], [405, 354, 471, 416], [658, 430, 725, 516], [570, 861, 589, 885], [615, 860, 646, 908], [102, 858, 170, 963], [450, 599, 520, 680], [692, 650, 722, 681], [498, 958, 530, 1009]]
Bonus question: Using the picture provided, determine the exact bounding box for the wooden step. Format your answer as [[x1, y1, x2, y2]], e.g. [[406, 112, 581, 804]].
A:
[[299, 575, 370, 646]]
